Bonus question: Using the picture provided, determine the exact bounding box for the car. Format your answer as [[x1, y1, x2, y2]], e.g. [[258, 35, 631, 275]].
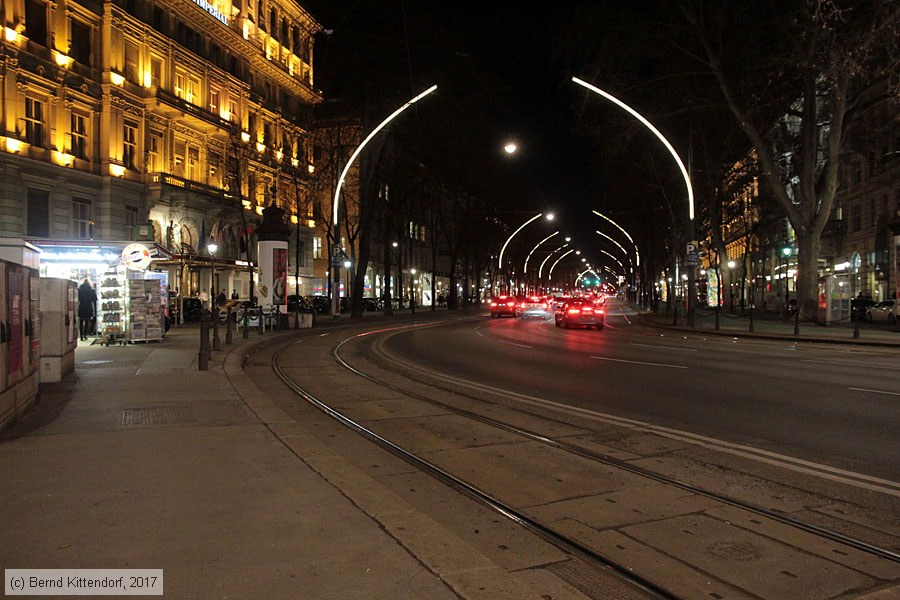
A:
[[361, 297, 381, 311], [515, 295, 551, 319], [305, 295, 332, 314], [287, 295, 313, 313], [866, 300, 898, 324], [490, 295, 517, 318], [170, 297, 202, 323], [850, 296, 876, 321], [555, 298, 605, 330]]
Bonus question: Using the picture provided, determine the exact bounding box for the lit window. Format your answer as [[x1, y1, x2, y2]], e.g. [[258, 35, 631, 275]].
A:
[[313, 236, 322, 259], [70, 112, 87, 159], [209, 88, 219, 114], [23, 97, 44, 147], [123, 121, 137, 170], [73, 198, 91, 239], [187, 146, 199, 180], [147, 132, 161, 172]]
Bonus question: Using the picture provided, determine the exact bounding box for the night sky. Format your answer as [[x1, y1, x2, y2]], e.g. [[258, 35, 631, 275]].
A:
[[302, 1, 637, 270]]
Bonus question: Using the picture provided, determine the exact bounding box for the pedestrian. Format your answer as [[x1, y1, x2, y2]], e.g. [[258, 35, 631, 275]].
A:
[[217, 289, 227, 307], [231, 289, 239, 300], [77, 278, 96, 341], [437, 293, 445, 308]]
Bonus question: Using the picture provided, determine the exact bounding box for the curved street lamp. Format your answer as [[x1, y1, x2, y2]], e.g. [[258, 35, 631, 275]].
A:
[[595, 230, 632, 272], [548, 248, 575, 280], [523, 231, 559, 274], [574, 77, 694, 222], [331, 84, 438, 315], [593, 211, 639, 268], [539, 243, 568, 280], [497, 212, 554, 269]]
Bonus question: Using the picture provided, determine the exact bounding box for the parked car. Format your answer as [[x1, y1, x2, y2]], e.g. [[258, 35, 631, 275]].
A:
[[170, 297, 202, 323], [489, 295, 517, 318], [361, 297, 381, 311], [287, 295, 313, 313], [866, 300, 898, 324], [850, 296, 877, 321], [555, 298, 605, 330], [305, 295, 332, 314]]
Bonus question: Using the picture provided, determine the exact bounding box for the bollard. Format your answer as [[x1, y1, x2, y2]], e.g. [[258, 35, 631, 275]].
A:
[[226, 307, 233, 345], [853, 318, 860, 339], [212, 307, 221, 351], [794, 309, 800, 336], [715, 307, 720, 330], [198, 309, 210, 371], [749, 309, 754, 332]]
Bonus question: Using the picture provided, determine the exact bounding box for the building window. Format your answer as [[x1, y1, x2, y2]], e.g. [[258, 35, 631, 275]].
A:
[[209, 88, 219, 115], [125, 207, 138, 240], [151, 57, 162, 87], [27, 189, 49, 237], [175, 72, 199, 104], [147, 132, 161, 172], [70, 112, 87, 159], [124, 40, 140, 83], [24, 0, 48, 46], [73, 198, 91, 239], [187, 146, 199, 180], [228, 100, 237, 122], [23, 97, 44, 147], [123, 121, 137, 170], [70, 19, 91, 66], [851, 204, 862, 233], [313, 236, 322, 259]]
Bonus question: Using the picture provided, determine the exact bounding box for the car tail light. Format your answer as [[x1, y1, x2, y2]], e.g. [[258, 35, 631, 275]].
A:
[[509, 301, 516, 307], [491, 301, 498, 307], [567, 308, 580, 315], [582, 306, 594, 313]]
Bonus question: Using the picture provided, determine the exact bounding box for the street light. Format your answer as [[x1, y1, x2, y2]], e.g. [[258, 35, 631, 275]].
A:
[[208, 242, 219, 305], [781, 245, 793, 315], [727, 260, 736, 312], [497, 212, 554, 270], [331, 84, 438, 316]]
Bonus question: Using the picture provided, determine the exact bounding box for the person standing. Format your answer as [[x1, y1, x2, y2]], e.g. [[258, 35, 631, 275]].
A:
[[77, 278, 96, 341], [216, 289, 227, 307]]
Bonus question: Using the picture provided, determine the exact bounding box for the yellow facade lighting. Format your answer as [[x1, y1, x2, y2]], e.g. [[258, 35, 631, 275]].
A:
[[53, 151, 74, 167], [276, 150, 283, 161], [255, 206, 264, 216], [4, 27, 20, 43], [307, 164, 315, 174], [109, 164, 126, 177], [143, 71, 152, 87], [4, 137, 23, 153], [290, 215, 298, 224], [240, 131, 251, 143], [306, 219, 315, 229], [241, 199, 251, 209], [291, 157, 299, 168], [255, 142, 265, 153], [54, 51, 73, 68], [110, 72, 125, 86]]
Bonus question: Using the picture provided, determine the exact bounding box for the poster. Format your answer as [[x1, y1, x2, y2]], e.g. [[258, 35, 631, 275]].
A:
[[273, 247, 287, 306], [8, 267, 23, 375]]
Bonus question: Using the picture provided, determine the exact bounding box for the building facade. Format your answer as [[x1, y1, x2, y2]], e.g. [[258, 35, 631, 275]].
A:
[[1, 0, 322, 304]]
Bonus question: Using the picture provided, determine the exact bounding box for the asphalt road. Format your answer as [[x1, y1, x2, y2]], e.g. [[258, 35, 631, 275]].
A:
[[380, 299, 900, 482]]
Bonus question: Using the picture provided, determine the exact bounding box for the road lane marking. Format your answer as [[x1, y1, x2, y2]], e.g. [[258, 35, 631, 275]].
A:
[[804, 359, 900, 370], [631, 342, 697, 352], [590, 355, 687, 369], [497, 339, 533, 349], [849, 387, 900, 397]]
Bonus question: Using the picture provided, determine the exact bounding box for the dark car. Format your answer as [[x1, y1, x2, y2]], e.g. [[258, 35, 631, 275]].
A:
[[850, 296, 876, 321], [171, 297, 202, 323], [555, 298, 605, 330], [305, 295, 331, 314], [490, 295, 517, 318], [287, 295, 313, 313]]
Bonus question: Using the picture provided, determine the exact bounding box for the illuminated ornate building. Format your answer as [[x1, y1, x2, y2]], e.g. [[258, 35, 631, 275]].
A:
[[0, 0, 322, 299]]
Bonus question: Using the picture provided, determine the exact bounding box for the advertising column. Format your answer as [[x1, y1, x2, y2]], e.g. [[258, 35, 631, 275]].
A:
[[255, 205, 290, 314]]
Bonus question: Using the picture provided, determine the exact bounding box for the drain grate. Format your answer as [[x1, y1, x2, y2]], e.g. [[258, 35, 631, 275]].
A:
[[121, 406, 197, 427], [546, 558, 657, 600]]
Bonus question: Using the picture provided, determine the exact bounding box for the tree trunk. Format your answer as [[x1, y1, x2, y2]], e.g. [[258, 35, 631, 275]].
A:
[[796, 231, 820, 321]]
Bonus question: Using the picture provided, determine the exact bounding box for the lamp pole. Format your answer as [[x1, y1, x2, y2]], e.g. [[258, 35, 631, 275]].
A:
[[330, 84, 438, 317], [208, 242, 220, 351]]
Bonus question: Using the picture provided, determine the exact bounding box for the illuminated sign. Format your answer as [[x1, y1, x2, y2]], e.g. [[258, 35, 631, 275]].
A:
[[191, 0, 228, 25], [122, 243, 152, 271]]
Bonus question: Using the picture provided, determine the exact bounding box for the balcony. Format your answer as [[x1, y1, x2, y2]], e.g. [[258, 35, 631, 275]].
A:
[[149, 172, 233, 203], [151, 88, 233, 133]]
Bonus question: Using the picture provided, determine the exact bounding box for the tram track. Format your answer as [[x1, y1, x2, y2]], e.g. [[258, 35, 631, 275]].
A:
[[266, 320, 900, 599]]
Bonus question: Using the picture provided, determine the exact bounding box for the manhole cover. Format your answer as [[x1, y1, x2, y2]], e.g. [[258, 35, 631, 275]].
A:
[[121, 406, 197, 427], [707, 541, 761, 561], [548, 559, 657, 599]]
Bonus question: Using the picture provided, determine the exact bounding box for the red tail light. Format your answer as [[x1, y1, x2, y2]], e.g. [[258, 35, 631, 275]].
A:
[[582, 306, 594, 313], [567, 308, 580, 315], [490, 301, 498, 307]]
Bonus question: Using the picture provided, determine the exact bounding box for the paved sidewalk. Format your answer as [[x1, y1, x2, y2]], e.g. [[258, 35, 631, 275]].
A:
[[640, 306, 900, 347], [0, 321, 462, 599]]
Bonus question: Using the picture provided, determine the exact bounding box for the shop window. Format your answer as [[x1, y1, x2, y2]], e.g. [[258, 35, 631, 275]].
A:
[[125, 206, 137, 239], [70, 112, 88, 160], [70, 19, 92, 66], [24, 0, 48, 47], [23, 97, 45, 147], [123, 121, 137, 170], [27, 189, 49, 237], [73, 198, 92, 239]]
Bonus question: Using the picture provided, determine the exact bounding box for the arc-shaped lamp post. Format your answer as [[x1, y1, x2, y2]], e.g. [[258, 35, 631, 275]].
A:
[[575, 76, 696, 324], [330, 84, 438, 316], [497, 212, 554, 294]]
